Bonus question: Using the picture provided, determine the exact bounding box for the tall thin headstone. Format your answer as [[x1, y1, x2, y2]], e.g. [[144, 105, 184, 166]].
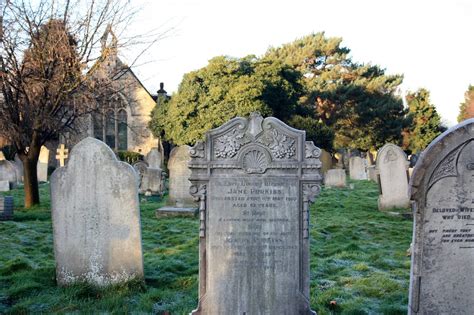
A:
[[189, 112, 321, 314], [168, 145, 194, 207], [37, 146, 49, 182], [376, 144, 410, 210], [51, 137, 143, 286], [409, 119, 474, 314]]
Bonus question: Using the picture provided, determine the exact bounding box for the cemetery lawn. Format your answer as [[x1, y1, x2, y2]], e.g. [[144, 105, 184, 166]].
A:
[[0, 180, 412, 314]]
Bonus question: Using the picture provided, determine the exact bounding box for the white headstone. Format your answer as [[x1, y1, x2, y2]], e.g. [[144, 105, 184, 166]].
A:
[[324, 169, 347, 187], [145, 148, 162, 169], [349, 156, 367, 180], [51, 137, 143, 286], [376, 144, 410, 210], [0, 160, 17, 188], [0, 152, 5, 161], [37, 146, 49, 182], [167, 145, 195, 207]]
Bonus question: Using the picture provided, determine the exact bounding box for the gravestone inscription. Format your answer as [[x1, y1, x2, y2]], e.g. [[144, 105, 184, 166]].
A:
[[51, 137, 143, 286], [409, 119, 474, 314], [188, 113, 321, 314]]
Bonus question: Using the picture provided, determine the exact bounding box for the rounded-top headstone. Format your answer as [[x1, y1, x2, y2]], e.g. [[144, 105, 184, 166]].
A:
[[376, 143, 409, 210], [146, 148, 162, 169], [50, 137, 143, 286], [408, 119, 474, 314]]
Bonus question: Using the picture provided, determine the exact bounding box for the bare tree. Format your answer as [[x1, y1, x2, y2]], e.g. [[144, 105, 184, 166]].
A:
[[0, 0, 163, 207]]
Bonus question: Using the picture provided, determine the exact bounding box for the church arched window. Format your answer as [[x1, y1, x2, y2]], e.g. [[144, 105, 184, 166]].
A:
[[93, 113, 104, 141], [117, 109, 128, 151], [105, 109, 115, 149]]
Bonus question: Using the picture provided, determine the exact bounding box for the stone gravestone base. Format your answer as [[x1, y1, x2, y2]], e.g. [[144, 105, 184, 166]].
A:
[[0, 196, 14, 220], [188, 113, 321, 314]]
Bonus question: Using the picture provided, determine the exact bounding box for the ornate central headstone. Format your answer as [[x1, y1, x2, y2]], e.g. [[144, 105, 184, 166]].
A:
[[189, 113, 321, 314]]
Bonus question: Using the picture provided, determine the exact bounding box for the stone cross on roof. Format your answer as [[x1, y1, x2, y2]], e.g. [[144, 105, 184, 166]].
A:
[[56, 144, 69, 167]]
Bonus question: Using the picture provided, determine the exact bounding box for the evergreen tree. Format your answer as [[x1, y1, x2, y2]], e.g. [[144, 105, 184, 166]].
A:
[[150, 56, 303, 145], [404, 88, 445, 153], [264, 33, 408, 150], [458, 85, 474, 122]]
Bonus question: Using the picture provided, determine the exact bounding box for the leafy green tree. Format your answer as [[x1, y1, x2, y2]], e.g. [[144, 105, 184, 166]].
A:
[[404, 88, 445, 153], [458, 85, 474, 122], [264, 33, 407, 150], [150, 56, 303, 145]]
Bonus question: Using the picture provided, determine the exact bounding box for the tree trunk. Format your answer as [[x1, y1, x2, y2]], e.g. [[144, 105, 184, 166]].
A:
[[21, 146, 41, 208]]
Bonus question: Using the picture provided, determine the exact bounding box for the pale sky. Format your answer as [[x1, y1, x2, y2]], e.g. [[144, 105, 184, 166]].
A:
[[125, 0, 474, 127]]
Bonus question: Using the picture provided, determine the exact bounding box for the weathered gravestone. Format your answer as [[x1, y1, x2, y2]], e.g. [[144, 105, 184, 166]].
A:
[[376, 144, 410, 210], [37, 146, 49, 182], [0, 152, 5, 160], [51, 137, 143, 286], [367, 165, 377, 182], [0, 160, 17, 189], [167, 145, 195, 207], [133, 161, 164, 195], [409, 119, 474, 314], [0, 196, 14, 220], [188, 112, 321, 314], [146, 147, 162, 169], [324, 169, 347, 188], [349, 156, 367, 180]]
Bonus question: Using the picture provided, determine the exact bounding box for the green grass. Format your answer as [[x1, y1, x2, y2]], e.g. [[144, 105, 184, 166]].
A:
[[0, 180, 412, 314]]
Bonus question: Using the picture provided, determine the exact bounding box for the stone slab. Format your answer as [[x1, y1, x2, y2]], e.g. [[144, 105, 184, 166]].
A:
[[37, 146, 49, 182], [146, 148, 162, 169], [349, 156, 367, 180], [168, 145, 195, 207], [376, 144, 410, 210], [51, 137, 143, 286], [324, 169, 346, 188], [0, 160, 17, 187], [188, 113, 321, 315], [408, 118, 474, 314]]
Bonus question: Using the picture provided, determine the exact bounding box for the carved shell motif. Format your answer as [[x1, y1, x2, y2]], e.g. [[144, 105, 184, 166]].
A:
[[242, 149, 268, 174]]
